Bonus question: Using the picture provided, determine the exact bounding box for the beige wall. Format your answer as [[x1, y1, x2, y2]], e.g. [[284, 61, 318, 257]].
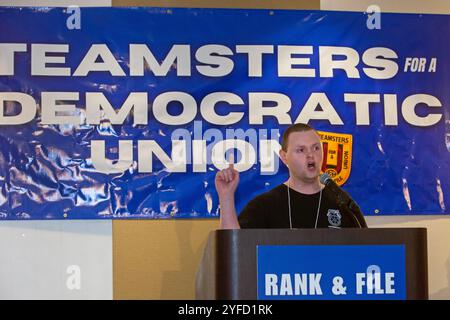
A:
[[113, 219, 218, 299], [321, 0, 450, 14]]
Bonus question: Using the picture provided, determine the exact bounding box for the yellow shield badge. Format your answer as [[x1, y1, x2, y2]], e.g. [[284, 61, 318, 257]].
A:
[[317, 131, 353, 186]]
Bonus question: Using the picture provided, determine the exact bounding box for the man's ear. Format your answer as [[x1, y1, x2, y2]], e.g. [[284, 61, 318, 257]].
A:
[[279, 149, 288, 167]]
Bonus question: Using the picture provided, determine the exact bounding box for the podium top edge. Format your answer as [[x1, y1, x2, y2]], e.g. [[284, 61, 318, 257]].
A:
[[213, 227, 427, 233]]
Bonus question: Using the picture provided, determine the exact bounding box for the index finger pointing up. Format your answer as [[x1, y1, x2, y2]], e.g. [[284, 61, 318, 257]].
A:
[[228, 153, 234, 170]]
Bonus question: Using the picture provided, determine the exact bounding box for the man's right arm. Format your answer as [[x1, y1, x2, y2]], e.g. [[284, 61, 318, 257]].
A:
[[215, 163, 241, 229]]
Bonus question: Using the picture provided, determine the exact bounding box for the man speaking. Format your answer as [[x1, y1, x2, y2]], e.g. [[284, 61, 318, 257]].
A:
[[215, 123, 367, 229]]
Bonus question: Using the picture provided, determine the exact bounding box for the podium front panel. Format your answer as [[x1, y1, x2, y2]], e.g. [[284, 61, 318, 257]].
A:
[[196, 228, 428, 300]]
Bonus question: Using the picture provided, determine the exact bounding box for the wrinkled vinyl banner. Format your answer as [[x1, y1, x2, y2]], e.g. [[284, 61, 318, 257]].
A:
[[0, 7, 448, 220]]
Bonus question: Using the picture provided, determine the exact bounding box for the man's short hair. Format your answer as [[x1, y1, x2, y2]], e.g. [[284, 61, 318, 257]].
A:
[[281, 123, 320, 151]]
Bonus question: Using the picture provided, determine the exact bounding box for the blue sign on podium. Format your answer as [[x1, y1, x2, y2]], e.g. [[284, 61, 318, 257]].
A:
[[257, 245, 406, 300]]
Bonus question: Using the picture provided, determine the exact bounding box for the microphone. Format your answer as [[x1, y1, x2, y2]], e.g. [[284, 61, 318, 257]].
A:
[[319, 173, 367, 228], [320, 173, 354, 209]]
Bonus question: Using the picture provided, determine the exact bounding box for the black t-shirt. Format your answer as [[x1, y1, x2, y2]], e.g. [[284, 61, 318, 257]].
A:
[[238, 183, 363, 229]]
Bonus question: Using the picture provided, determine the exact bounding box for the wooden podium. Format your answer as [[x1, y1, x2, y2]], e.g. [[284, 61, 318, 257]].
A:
[[195, 228, 428, 300]]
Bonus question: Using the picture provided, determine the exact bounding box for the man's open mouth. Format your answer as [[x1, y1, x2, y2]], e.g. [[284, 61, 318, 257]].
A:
[[307, 161, 316, 169]]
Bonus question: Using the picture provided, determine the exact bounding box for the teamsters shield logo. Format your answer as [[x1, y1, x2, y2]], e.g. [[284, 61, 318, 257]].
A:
[[318, 131, 353, 186], [327, 209, 342, 227]]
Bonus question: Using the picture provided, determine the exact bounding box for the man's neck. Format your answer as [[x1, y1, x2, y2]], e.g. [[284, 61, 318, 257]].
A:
[[286, 177, 322, 195]]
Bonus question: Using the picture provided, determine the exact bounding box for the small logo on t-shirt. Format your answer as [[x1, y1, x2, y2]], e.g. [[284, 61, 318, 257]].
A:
[[327, 209, 342, 227]]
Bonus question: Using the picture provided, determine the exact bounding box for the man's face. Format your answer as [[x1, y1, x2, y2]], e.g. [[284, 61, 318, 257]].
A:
[[280, 130, 323, 182]]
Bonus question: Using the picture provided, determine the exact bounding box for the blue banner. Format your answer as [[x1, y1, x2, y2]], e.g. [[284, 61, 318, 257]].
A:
[[257, 245, 406, 300], [0, 7, 448, 219]]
